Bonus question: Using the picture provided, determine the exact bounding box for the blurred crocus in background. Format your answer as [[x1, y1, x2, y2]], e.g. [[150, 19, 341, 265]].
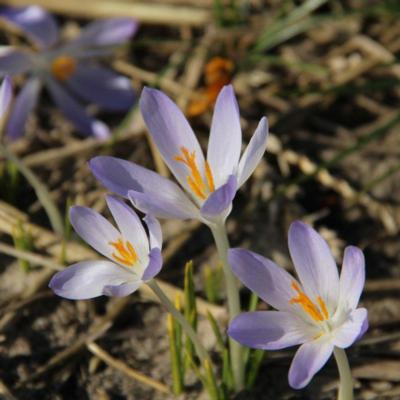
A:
[[0, 5, 137, 140], [90, 84, 268, 224], [228, 221, 368, 394], [0, 75, 12, 119], [49, 195, 162, 299]]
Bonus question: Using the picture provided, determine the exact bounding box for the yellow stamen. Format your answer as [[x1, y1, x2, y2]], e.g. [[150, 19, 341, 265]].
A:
[[205, 161, 215, 192], [51, 55, 76, 81], [174, 146, 215, 200], [289, 282, 329, 322], [109, 238, 138, 267]]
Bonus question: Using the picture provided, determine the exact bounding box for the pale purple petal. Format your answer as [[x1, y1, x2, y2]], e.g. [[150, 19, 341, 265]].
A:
[[89, 156, 200, 219], [105, 196, 149, 260], [49, 260, 135, 300], [6, 77, 40, 141], [0, 6, 59, 49], [72, 18, 138, 47], [228, 311, 315, 350], [237, 117, 269, 187], [70, 205, 120, 260], [66, 64, 135, 111], [45, 77, 110, 139], [129, 190, 199, 220], [140, 87, 205, 191], [143, 215, 162, 249], [207, 85, 241, 187], [0, 76, 12, 118], [338, 246, 365, 311], [288, 221, 340, 312], [103, 280, 141, 297], [288, 339, 334, 389], [200, 175, 237, 219], [229, 248, 300, 312], [333, 308, 368, 348], [0, 47, 34, 75], [142, 248, 162, 281]]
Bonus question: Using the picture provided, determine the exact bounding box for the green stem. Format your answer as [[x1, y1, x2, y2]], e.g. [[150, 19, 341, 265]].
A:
[[210, 222, 244, 390], [147, 280, 209, 363], [333, 347, 354, 400]]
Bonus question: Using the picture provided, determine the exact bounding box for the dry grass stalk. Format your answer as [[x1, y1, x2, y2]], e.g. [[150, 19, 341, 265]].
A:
[[2, 0, 210, 26]]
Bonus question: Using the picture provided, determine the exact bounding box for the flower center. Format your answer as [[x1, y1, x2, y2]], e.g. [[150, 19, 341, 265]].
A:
[[109, 238, 138, 267], [174, 146, 215, 200], [51, 55, 76, 81], [289, 282, 329, 322]]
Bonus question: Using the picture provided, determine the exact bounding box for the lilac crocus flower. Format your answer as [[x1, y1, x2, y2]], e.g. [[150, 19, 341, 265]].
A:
[[49, 196, 162, 299], [0, 76, 12, 118], [90, 85, 268, 224], [0, 5, 137, 140], [228, 221, 368, 389]]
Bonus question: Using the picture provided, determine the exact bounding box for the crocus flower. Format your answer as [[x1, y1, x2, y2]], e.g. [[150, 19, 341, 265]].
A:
[[89, 85, 268, 224], [0, 5, 137, 140], [228, 221, 368, 389], [49, 196, 162, 299], [0, 76, 12, 119]]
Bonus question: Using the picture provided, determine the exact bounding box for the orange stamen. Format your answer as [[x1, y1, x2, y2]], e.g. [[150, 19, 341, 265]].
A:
[[174, 146, 215, 200], [205, 161, 215, 192], [51, 55, 76, 81], [289, 282, 329, 322], [109, 238, 138, 267]]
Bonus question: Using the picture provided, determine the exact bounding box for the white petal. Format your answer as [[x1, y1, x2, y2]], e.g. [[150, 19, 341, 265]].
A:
[[237, 117, 268, 187], [288, 221, 340, 313], [105, 196, 149, 264], [69, 206, 119, 261], [207, 85, 242, 187], [49, 260, 136, 300]]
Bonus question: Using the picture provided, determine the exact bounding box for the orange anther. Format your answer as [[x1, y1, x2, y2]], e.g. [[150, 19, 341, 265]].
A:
[[109, 238, 138, 267], [51, 55, 76, 81], [290, 282, 329, 322], [174, 146, 215, 200]]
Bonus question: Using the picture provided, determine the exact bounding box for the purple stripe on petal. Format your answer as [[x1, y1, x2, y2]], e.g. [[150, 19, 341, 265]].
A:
[[6, 77, 40, 141], [333, 308, 368, 348], [228, 248, 300, 312], [105, 195, 149, 260], [66, 64, 135, 111], [288, 221, 340, 312], [228, 311, 314, 350], [237, 116, 269, 187], [0, 76, 12, 118], [72, 18, 138, 47], [103, 281, 141, 297], [338, 246, 365, 311], [140, 87, 205, 191], [207, 85, 242, 187], [200, 175, 237, 219], [70, 205, 119, 260], [288, 339, 333, 389], [45, 77, 110, 139], [49, 260, 134, 300], [0, 6, 59, 49], [0, 47, 35, 76], [142, 248, 162, 281], [89, 156, 199, 219], [143, 215, 162, 249]]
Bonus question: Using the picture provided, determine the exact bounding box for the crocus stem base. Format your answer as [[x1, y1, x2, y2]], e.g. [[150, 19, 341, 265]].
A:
[[333, 347, 354, 400], [147, 279, 209, 363], [210, 222, 244, 390]]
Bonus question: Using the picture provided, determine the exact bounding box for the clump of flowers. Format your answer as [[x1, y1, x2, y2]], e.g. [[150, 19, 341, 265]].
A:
[[0, 5, 137, 140], [48, 84, 368, 399]]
